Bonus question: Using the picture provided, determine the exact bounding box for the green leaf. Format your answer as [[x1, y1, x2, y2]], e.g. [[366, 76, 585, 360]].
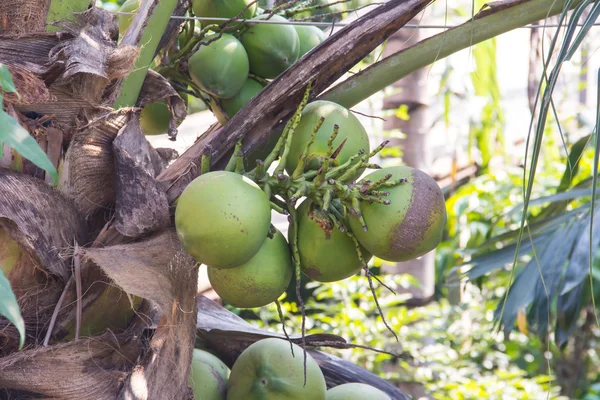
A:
[[0, 266, 25, 349], [0, 111, 58, 183], [0, 63, 19, 94]]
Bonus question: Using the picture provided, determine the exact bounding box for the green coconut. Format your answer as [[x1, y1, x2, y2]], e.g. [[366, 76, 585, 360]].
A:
[[220, 78, 265, 118], [348, 166, 447, 262], [191, 0, 257, 27], [117, 0, 139, 37], [188, 33, 249, 99], [175, 171, 271, 268], [189, 348, 230, 400], [207, 228, 293, 308], [139, 101, 171, 136], [0, 228, 23, 276], [62, 286, 142, 340], [285, 100, 370, 180], [295, 25, 325, 57], [227, 338, 327, 400], [327, 383, 391, 400], [297, 201, 371, 282], [240, 14, 300, 79]]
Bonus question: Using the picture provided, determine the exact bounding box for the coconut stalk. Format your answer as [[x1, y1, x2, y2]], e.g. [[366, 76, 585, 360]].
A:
[[321, 0, 588, 108], [113, 0, 181, 108]]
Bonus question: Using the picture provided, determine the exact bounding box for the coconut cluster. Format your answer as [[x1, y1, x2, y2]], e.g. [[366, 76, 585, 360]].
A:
[[118, 0, 327, 134], [174, 88, 447, 309], [189, 338, 392, 400]]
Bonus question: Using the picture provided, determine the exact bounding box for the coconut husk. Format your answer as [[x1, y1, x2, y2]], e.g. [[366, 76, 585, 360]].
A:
[[2, 64, 51, 106], [0, 169, 87, 353], [82, 230, 198, 399], [112, 114, 171, 238], [0, 169, 87, 279], [0, 0, 51, 34], [62, 107, 180, 219], [48, 9, 137, 106], [61, 110, 126, 216], [0, 8, 138, 137], [1, 230, 198, 398], [134, 70, 187, 140], [0, 330, 141, 399]]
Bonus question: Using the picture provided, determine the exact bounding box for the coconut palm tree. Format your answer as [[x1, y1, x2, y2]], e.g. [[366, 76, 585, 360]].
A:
[[0, 0, 594, 397]]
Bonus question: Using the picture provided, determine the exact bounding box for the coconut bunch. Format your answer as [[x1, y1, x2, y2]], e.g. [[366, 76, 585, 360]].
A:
[[187, 337, 394, 400], [117, 0, 328, 134], [174, 85, 447, 339]]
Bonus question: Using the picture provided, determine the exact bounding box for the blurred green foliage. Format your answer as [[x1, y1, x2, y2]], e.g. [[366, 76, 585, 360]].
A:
[[230, 274, 568, 399]]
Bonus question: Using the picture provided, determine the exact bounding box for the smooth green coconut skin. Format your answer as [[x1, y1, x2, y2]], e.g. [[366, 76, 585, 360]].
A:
[[192, 0, 257, 27], [207, 229, 293, 308], [139, 101, 170, 135], [326, 383, 391, 400], [285, 101, 370, 179], [188, 34, 249, 99], [348, 166, 447, 262], [221, 78, 265, 118], [240, 15, 300, 79], [297, 201, 371, 282], [227, 339, 327, 400], [295, 25, 325, 57], [189, 348, 230, 400], [175, 171, 271, 268]]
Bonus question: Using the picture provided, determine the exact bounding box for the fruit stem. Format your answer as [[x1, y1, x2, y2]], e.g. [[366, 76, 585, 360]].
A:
[[324, 149, 364, 180], [336, 152, 367, 183], [275, 300, 294, 356], [249, 73, 270, 87], [286, 204, 308, 386], [235, 150, 245, 174], [291, 116, 324, 180], [270, 201, 288, 215], [253, 159, 266, 180], [200, 151, 211, 175], [314, 125, 339, 187], [225, 140, 243, 172], [273, 83, 312, 176]]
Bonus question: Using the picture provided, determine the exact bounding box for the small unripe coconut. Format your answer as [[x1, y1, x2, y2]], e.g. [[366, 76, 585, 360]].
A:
[[220, 78, 265, 119], [240, 15, 300, 79], [208, 229, 293, 308], [189, 348, 230, 400], [348, 166, 447, 262], [227, 338, 327, 400], [139, 101, 171, 136], [117, 0, 139, 37], [295, 25, 325, 57], [285, 101, 370, 180], [175, 171, 271, 268], [188, 34, 249, 99], [192, 0, 257, 27], [327, 383, 391, 400], [297, 201, 371, 282]]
